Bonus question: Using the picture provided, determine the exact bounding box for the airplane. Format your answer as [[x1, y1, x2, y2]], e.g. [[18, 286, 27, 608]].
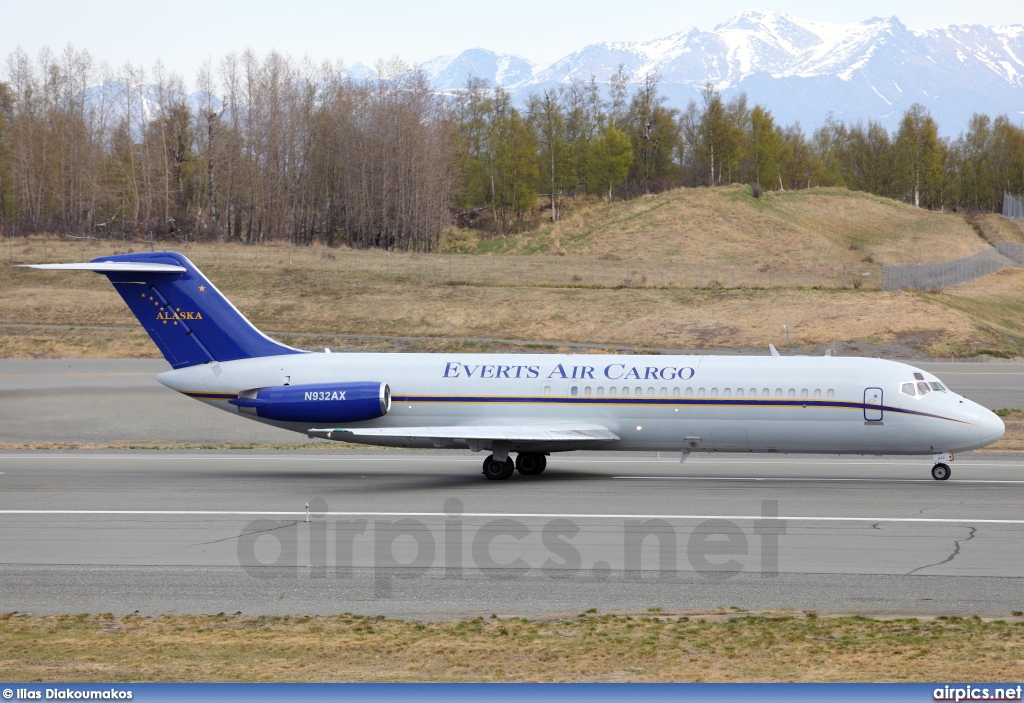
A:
[[23, 251, 1005, 481]]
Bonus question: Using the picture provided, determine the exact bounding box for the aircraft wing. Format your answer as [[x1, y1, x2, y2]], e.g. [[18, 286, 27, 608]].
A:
[[308, 424, 619, 443]]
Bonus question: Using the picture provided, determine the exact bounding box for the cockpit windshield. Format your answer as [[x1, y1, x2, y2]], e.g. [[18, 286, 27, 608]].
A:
[[901, 378, 946, 398]]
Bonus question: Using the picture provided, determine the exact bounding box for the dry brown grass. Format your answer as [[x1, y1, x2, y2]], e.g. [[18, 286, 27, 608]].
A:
[[461, 186, 989, 267], [3, 231, 1024, 360], [972, 214, 1024, 246], [986, 410, 1024, 452], [1, 611, 1023, 682]]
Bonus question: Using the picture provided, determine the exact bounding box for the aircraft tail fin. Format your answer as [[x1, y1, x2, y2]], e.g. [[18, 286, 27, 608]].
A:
[[21, 251, 305, 368]]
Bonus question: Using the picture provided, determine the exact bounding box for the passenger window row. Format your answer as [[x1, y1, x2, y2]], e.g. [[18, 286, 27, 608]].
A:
[[573, 387, 837, 399]]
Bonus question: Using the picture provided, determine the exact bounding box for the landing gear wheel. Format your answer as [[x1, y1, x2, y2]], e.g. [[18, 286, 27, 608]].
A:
[[516, 452, 546, 475], [931, 463, 951, 481], [482, 454, 515, 480]]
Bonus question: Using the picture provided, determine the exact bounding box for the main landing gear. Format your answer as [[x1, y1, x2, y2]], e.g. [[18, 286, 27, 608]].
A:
[[481, 452, 547, 480]]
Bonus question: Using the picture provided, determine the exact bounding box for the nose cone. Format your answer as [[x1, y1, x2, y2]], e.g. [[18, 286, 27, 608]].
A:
[[978, 409, 1005, 447]]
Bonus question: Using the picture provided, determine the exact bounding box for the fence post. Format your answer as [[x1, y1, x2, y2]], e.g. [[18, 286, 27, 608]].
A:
[[768, 265, 772, 289], [661, 262, 665, 288], [700, 262, 704, 288], [731, 264, 735, 288], [387, 250, 391, 277]]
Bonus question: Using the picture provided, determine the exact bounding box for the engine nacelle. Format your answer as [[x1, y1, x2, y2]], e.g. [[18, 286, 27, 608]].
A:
[[229, 382, 390, 423]]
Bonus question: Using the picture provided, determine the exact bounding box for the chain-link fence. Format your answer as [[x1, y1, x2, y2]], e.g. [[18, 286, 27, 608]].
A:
[[1005, 192, 1024, 221], [882, 243, 1024, 291]]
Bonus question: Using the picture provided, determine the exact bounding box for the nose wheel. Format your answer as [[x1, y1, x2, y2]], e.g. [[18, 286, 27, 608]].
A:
[[931, 463, 951, 481]]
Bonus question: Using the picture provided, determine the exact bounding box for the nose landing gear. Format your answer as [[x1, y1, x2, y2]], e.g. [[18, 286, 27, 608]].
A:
[[931, 452, 953, 481]]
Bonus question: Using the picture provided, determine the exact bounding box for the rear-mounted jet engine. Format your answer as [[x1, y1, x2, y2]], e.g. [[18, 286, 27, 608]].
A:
[[230, 382, 390, 423]]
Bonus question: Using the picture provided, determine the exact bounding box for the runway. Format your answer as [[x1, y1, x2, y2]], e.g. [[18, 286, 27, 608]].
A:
[[1, 358, 1023, 618], [1, 451, 1023, 618]]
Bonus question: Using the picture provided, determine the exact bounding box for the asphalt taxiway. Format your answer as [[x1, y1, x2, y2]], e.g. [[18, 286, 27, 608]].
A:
[[1, 358, 1022, 618], [1, 451, 1022, 618]]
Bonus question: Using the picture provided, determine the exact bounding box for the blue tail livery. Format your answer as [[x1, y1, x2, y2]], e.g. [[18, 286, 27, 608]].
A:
[[22, 251, 305, 368]]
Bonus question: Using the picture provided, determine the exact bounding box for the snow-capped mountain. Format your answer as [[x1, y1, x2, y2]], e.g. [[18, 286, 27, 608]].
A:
[[421, 49, 536, 91], [419, 9, 1024, 133]]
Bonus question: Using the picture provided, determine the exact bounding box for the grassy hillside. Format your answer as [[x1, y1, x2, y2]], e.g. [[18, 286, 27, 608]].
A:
[[4, 238, 1024, 361], [3, 189, 1024, 362], [448, 185, 1001, 268]]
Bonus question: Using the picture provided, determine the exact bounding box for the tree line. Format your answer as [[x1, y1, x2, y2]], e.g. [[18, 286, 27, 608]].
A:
[[1, 47, 1023, 250]]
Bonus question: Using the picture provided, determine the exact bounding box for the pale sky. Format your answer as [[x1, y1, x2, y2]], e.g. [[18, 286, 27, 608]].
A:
[[2, 0, 1022, 84]]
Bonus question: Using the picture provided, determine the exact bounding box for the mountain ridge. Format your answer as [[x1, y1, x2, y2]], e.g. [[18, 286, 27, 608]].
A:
[[417, 9, 1024, 133]]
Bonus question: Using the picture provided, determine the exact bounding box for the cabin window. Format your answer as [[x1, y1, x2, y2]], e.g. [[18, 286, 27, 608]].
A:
[[787, 389, 795, 398], [699, 388, 706, 396], [570, 386, 579, 396], [736, 388, 743, 398], [827, 389, 835, 398], [636, 387, 643, 397], [801, 389, 808, 398], [814, 389, 821, 398], [917, 382, 931, 395], [711, 388, 719, 397], [750, 388, 757, 397], [672, 387, 680, 397], [609, 387, 617, 396], [724, 388, 732, 397], [584, 386, 592, 396], [901, 383, 915, 396], [762, 388, 770, 397], [597, 386, 605, 396], [775, 388, 783, 397], [543, 386, 552, 396], [647, 387, 655, 397], [621, 387, 629, 397], [685, 387, 694, 397]]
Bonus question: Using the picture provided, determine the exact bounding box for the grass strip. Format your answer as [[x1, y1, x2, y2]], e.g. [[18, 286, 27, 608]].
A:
[[2, 611, 1023, 682]]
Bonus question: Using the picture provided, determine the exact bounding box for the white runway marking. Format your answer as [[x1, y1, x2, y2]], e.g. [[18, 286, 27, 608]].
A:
[[614, 476, 1024, 484], [1, 509, 1023, 524]]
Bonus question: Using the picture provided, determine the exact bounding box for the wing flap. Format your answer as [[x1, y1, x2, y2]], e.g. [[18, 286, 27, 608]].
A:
[[308, 424, 619, 442]]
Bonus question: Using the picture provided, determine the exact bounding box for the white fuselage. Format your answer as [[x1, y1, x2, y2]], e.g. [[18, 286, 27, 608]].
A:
[[156, 352, 1004, 456]]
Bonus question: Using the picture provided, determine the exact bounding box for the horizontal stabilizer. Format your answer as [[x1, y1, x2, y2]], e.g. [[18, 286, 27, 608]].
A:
[[19, 262, 186, 273], [308, 424, 620, 443]]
